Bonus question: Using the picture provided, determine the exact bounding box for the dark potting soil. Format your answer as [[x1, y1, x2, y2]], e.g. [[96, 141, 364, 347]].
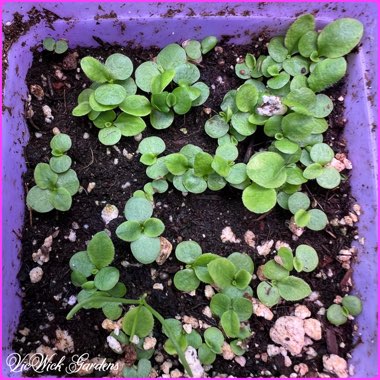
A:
[[13, 36, 360, 378]]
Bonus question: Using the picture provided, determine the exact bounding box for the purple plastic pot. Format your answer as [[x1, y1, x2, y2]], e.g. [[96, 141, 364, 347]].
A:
[[2, 2, 378, 378]]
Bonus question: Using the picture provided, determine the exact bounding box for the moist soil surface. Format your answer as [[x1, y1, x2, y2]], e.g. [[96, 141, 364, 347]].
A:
[[13, 36, 360, 377]]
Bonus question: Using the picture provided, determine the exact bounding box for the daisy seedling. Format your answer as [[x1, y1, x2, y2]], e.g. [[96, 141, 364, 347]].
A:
[[26, 134, 80, 213], [43, 37, 68, 54], [257, 245, 318, 307], [137, 136, 166, 166], [116, 197, 165, 264], [327, 295, 363, 326]]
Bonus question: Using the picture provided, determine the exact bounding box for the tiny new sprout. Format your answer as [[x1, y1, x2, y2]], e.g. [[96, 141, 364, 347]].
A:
[[257, 244, 318, 307], [138, 136, 166, 166], [123, 359, 152, 378], [327, 295, 363, 326], [116, 197, 165, 264], [43, 37, 68, 54], [26, 133, 80, 213]]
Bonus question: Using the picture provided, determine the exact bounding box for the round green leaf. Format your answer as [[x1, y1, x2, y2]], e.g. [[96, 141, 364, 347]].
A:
[[105, 53, 133, 81], [316, 167, 341, 189], [69, 251, 95, 277], [277, 276, 311, 301], [307, 209, 328, 231], [198, 344, 216, 365], [242, 183, 277, 214], [281, 113, 315, 142], [122, 306, 154, 338], [49, 155, 72, 174], [50, 134, 72, 155], [268, 36, 288, 63], [318, 18, 364, 58], [81, 56, 112, 83], [193, 253, 219, 283], [342, 295, 362, 316], [274, 138, 299, 154], [55, 40, 68, 54], [205, 115, 229, 138], [186, 330, 202, 349], [221, 310, 240, 338], [165, 153, 189, 175], [43, 37, 55, 51], [232, 297, 253, 321], [130, 236, 161, 264], [327, 304, 348, 326], [231, 112, 257, 136], [288, 192, 310, 214], [108, 282, 127, 298], [207, 172, 227, 191], [95, 84, 126, 105], [283, 56, 310, 76], [143, 218, 165, 237], [34, 163, 58, 189], [215, 143, 238, 162], [146, 157, 169, 179], [26, 186, 54, 213], [102, 303, 123, 320], [191, 82, 210, 106], [233, 269, 252, 290], [115, 77, 137, 96], [150, 109, 175, 130], [98, 127, 122, 145], [278, 247, 294, 271], [257, 281, 280, 307], [175, 241, 202, 264], [173, 63, 200, 85], [87, 231, 115, 269], [119, 95, 151, 117], [310, 143, 334, 165], [226, 163, 248, 185], [124, 197, 153, 222], [184, 40, 202, 60], [263, 260, 289, 280], [247, 152, 286, 189], [208, 258, 236, 289], [116, 220, 142, 242], [135, 61, 161, 93], [183, 169, 208, 193], [303, 163, 324, 179], [71, 270, 87, 287], [294, 209, 311, 227], [298, 30, 318, 58], [138, 136, 166, 155], [295, 244, 319, 272], [210, 293, 231, 317], [267, 72, 290, 90], [174, 269, 200, 292], [235, 63, 251, 79], [236, 83, 258, 112], [94, 267, 120, 291], [56, 169, 79, 196], [228, 252, 254, 274], [157, 43, 187, 70], [201, 36, 218, 54], [204, 327, 224, 354], [50, 187, 72, 211], [72, 101, 92, 117]]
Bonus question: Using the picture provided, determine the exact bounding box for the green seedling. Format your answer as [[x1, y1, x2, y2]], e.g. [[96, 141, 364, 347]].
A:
[[138, 136, 166, 166], [123, 359, 152, 378], [26, 134, 79, 213], [116, 197, 165, 264], [43, 37, 68, 54], [327, 295, 363, 326], [257, 244, 318, 306]]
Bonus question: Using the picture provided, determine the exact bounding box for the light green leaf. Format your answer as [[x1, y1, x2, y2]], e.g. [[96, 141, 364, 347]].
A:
[[298, 30, 318, 58], [116, 220, 142, 242], [310, 143, 334, 165], [232, 297, 253, 321], [267, 72, 290, 89], [95, 84, 126, 105], [226, 163, 248, 185], [198, 344, 216, 365], [220, 310, 240, 338], [263, 260, 289, 280], [303, 163, 324, 179], [124, 197, 153, 222], [114, 113, 146, 137], [204, 327, 224, 354], [285, 14, 315, 54], [277, 276, 311, 301], [257, 281, 280, 307], [283, 55, 310, 76], [55, 40, 68, 54], [72, 101, 91, 116], [56, 169, 79, 196], [247, 152, 286, 188], [307, 209, 328, 231], [119, 95, 151, 116], [98, 127, 122, 145], [49, 155, 72, 174], [94, 267, 120, 291], [175, 241, 202, 264], [295, 244, 319, 272], [327, 304, 348, 326], [27, 186, 54, 213], [173, 63, 200, 85], [130, 235, 161, 264], [242, 183, 277, 214], [194, 152, 214, 177], [236, 83, 258, 112], [105, 53, 133, 81], [201, 36, 218, 54], [69, 251, 95, 277], [208, 258, 236, 289], [143, 218, 165, 237], [50, 187, 72, 211], [157, 43, 187, 70], [318, 18, 364, 58], [228, 252, 254, 274], [34, 163, 58, 189], [135, 61, 161, 93], [173, 269, 200, 292], [205, 115, 229, 138], [210, 293, 231, 317], [183, 169, 208, 193], [191, 82, 210, 106], [316, 167, 341, 189], [122, 306, 154, 338], [294, 209, 311, 227], [342, 295, 362, 316], [288, 192, 310, 214], [150, 109, 175, 130], [87, 231, 115, 269], [215, 143, 238, 161], [165, 153, 189, 175], [81, 56, 112, 83], [308, 57, 347, 92], [268, 36, 288, 62]]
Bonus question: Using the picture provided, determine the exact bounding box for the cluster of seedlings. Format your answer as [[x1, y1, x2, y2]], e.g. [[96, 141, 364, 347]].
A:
[[25, 14, 365, 377]]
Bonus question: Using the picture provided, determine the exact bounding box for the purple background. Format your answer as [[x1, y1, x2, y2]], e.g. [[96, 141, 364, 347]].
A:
[[2, 2, 378, 377]]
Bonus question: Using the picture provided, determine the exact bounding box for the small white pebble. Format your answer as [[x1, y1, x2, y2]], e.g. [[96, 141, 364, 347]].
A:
[[83, 132, 90, 139], [87, 182, 96, 193], [30, 267, 43, 283]]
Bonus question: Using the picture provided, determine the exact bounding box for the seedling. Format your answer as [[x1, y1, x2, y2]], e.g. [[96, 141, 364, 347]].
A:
[[138, 136, 166, 166], [26, 134, 79, 213], [123, 359, 152, 378], [116, 197, 165, 264], [257, 244, 318, 306], [43, 37, 68, 54], [327, 295, 363, 326], [67, 232, 193, 376]]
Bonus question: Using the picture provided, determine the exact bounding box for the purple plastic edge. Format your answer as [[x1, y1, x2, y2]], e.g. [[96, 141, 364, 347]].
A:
[[1, 2, 378, 378]]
